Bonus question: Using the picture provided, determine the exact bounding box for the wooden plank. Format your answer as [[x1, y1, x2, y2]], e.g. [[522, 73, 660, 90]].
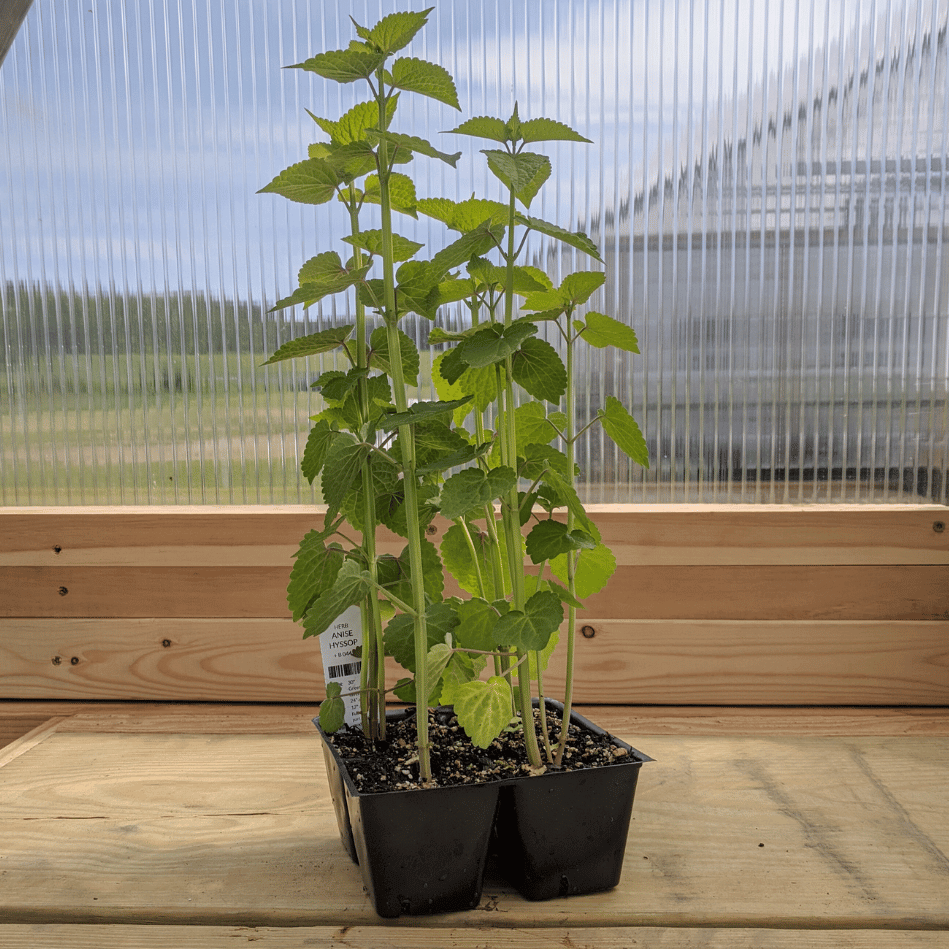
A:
[[4, 618, 947, 704], [0, 717, 65, 769], [1, 926, 947, 948], [3, 504, 947, 567], [1, 731, 948, 928], [4, 564, 947, 620], [39, 704, 949, 738]]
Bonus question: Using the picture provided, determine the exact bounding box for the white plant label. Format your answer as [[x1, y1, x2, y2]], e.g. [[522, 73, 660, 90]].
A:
[[319, 604, 363, 729]]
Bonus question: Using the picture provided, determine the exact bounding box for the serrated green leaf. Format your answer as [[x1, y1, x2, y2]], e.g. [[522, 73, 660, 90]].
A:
[[298, 251, 346, 285], [423, 642, 455, 703], [401, 419, 470, 475], [379, 482, 439, 541], [432, 352, 495, 422], [288, 533, 345, 622], [368, 326, 420, 385], [457, 321, 538, 369], [392, 260, 441, 320], [453, 597, 503, 652], [385, 602, 457, 680], [318, 691, 346, 733], [367, 129, 461, 166], [258, 159, 340, 206], [440, 465, 517, 521], [416, 440, 491, 475], [511, 337, 567, 402], [516, 214, 602, 261], [301, 421, 337, 484], [293, 48, 386, 83], [262, 325, 353, 366], [518, 117, 592, 144], [482, 150, 551, 208], [314, 367, 366, 404], [380, 397, 473, 431], [449, 115, 509, 142], [525, 519, 574, 564], [451, 198, 507, 233], [302, 559, 371, 638], [560, 270, 606, 305], [580, 311, 641, 353], [453, 676, 514, 748], [492, 590, 563, 652], [268, 286, 323, 313], [320, 433, 371, 521], [540, 465, 597, 536], [386, 57, 460, 109], [439, 650, 484, 707], [514, 403, 566, 453], [518, 443, 572, 483], [366, 9, 431, 54], [364, 172, 418, 217], [340, 452, 401, 533], [429, 222, 502, 278], [600, 396, 650, 468], [441, 522, 510, 600], [310, 98, 392, 146], [342, 229, 423, 262], [550, 541, 616, 599]]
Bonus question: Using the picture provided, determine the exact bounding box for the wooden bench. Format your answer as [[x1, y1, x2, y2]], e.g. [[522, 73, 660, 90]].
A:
[[2, 504, 948, 946]]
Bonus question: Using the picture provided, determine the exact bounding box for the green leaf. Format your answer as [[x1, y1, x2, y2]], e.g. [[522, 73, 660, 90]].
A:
[[580, 311, 641, 353], [452, 677, 514, 748], [318, 684, 346, 734], [301, 421, 337, 484], [311, 98, 392, 146], [380, 397, 473, 431], [528, 628, 560, 680], [365, 9, 431, 54], [340, 453, 401, 533], [342, 229, 423, 262], [451, 198, 508, 233], [438, 650, 484, 707], [423, 643, 455, 703], [560, 270, 606, 306], [440, 465, 517, 521], [453, 597, 504, 652], [367, 129, 461, 166], [262, 325, 353, 366], [314, 367, 366, 404], [386, 57, 460, 109], [482, 150, 551, 208], [540, 465, 597, 536], [440, 522, 509, 600], [258, 159, 339, 206], [416, 439, 491, 475], [405, 418, 471, 470], [525, 519, 576, 564], [288, 533, 345, 622], [457, 321, 538, 369], [449, 115, 508, 142], [320, 433, 371, 521], [368, 326, 420, 386], [550, 542, 617, 599], [514, 403, 566, 453], [392, 261, 441, 320], [383, 600, 455, 673], [302, 560, 371, 638], [516, 214, 603, 261], [429, 223, 502, 279], [511, 337, 567, 402], [364, 172, 418, 218], [518, 117, 592, 144], [293, 49, 386, 83], [432, 352, 496, 421], [492, 590, 563, 652], [600, 396, 650, 468]]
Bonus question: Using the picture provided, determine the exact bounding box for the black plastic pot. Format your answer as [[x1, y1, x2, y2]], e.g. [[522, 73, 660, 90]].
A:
[[314, 703, 650, 917], [492, 702, 652, 900], [316, 708, 500, 918]]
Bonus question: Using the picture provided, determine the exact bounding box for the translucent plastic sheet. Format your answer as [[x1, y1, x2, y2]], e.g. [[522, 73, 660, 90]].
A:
[[1, 0, 946, 504]]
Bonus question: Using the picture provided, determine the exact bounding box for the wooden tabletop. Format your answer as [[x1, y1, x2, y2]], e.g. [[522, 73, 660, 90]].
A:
[[1, 704, 948, 948]]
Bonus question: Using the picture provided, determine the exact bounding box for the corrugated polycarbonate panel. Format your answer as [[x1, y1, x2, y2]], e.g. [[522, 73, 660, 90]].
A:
[[1, 1, 947, 504]]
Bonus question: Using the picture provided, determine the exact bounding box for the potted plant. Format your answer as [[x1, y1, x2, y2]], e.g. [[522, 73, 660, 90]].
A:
[[259, 8, 651, 918]]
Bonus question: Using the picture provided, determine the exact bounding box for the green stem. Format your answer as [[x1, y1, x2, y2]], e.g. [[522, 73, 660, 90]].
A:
[[554, 322, 578, 767], [376, 76, 431, 782]]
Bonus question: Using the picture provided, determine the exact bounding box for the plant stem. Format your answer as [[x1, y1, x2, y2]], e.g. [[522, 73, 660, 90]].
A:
[[554, 322, 578, 767], [376, 78, 431, 783]]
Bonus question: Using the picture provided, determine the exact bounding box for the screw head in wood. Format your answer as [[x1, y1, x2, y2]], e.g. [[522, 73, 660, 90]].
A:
[[934, 521, 945, 533], [58, 586, 68, 596], [581, 625, 596, 639]]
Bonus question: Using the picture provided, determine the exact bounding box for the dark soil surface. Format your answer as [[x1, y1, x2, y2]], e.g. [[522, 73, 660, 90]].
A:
[[325, 705, 634, 792]]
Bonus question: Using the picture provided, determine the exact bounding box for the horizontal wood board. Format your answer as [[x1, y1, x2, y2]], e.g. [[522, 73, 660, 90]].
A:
[[0, 713, 947, 931], [2, 618, 947, 704], [1, 505, 947, 703]]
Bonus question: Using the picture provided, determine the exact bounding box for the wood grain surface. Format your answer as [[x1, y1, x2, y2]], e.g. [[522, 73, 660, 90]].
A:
[[3, 617, 947, 704], [1, 926, 948, 948], [1, 725, 948, 930]]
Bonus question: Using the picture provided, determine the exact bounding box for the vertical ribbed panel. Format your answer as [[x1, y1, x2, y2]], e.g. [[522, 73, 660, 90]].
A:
[[1, 1, 947, 505]]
